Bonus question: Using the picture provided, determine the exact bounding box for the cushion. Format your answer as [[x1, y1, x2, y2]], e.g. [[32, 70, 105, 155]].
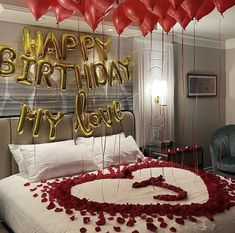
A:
[[218, 157, 235, 174], [20, 140, 98, 182], [8, 144, 27, 174], [91, 135, 144, 169]]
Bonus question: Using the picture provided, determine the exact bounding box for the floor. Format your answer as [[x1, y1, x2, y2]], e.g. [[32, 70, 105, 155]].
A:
[[0, 223, 10, 233]]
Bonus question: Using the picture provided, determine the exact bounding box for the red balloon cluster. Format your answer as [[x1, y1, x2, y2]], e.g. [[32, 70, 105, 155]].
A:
[[27, 0, 235, 35]]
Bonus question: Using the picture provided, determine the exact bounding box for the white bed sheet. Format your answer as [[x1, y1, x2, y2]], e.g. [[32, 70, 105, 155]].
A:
[[0, 167, 235, 233]]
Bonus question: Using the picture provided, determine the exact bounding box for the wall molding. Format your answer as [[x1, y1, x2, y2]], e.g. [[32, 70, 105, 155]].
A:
[[226, 39, 235, 49]]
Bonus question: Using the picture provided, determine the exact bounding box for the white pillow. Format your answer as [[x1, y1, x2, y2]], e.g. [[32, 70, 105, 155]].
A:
[[9, 140, 75, 174], [76, 132, 125, 145], [8, 144, 27, 173], [20, 140, 98, 182], [90, 135, 144, 169]]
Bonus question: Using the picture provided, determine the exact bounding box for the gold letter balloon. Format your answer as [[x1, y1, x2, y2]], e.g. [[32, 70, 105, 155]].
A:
[[0, 27, 132, 140]]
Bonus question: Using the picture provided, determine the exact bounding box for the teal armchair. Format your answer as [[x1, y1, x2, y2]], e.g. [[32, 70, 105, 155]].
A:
[[210, 125, 235, 176]]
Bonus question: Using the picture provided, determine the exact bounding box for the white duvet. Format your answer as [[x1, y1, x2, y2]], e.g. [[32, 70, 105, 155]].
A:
[[0, 167, 235, 233]]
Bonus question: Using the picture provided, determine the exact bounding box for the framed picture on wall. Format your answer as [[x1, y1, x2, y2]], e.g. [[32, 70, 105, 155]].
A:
[[187, 74, 217, 97]]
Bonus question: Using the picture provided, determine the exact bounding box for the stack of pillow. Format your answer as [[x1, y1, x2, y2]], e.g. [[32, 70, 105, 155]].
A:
[[9, 133, 144, 182]]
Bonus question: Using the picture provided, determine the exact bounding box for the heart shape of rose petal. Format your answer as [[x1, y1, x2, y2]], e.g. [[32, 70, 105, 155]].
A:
[[27, 160, 235, 226]]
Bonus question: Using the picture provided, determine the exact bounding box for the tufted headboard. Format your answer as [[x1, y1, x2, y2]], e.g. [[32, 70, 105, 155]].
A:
[[0, 111, 135, 180]]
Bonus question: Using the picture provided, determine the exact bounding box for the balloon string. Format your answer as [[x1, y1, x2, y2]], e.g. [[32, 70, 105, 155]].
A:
[[165, 34, 170, 140], [217, 16, 222, 173], [193, 20, 199, 170], [181, 29, 185, 140], [218, 16, 222, 125], [161, 30, 164, 79], [102, 20, 105, 64], [150, 33, 153, 125]]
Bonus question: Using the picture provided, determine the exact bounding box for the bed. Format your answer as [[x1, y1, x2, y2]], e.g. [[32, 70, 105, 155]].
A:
[[0, 112, 235, 233]]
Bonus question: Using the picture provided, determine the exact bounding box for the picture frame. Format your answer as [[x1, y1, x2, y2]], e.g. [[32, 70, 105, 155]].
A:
[[187, 74, 217, 97]]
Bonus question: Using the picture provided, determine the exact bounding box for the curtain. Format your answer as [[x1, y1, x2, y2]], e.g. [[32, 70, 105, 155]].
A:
[[133, 37, 175, 147]]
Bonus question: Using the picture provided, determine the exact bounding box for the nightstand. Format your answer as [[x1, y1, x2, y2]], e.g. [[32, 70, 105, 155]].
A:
[[142, 144, 204, 169]]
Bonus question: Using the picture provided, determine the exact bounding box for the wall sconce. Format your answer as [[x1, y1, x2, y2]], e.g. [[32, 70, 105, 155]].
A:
[[151, 79, 167, 106]]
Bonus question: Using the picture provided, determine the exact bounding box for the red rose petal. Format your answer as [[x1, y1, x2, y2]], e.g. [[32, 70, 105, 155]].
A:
[[95, 226, 101, 232], [117, 217, 125, 224], [33, 193, 38, 198], [167, 213, 174, 220], [55, 208, 63, 212], [24, 182, 30, 187], [146, 217, 153, 223], [170, 227, 177, 232], [41, 198, 48, 203], [146, 223, 158, 232], [70, 216, 75, 221], [132, 231, 139, 233], [175, 218, 184, 225], [160, 222, 167, 228], [47, 202, 55, 210], [96, 218, 106, 226], [158, 217, 164, 222], [114, 226, 121, 232], [83, 217, 90, 224], [80, 227, 87, 233], [127, 219, 135, 227], [30, 187, 37, 192], [188, 216, 197, 222], [141, 215, 146, 220], [80, 210, 86, 216], [37, 184, 43, 187], [41, 193, 47, 198], [66, 209, 73, 215]]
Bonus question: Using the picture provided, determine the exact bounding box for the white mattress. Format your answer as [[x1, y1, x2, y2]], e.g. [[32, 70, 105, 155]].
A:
[[0, 167, 235, 233]]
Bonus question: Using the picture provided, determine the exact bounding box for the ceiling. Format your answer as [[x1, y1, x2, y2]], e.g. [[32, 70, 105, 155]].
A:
[[1, 0, 235, 41]]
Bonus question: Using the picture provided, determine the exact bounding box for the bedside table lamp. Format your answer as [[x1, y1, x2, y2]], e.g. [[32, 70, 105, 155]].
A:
[[152, 79, 167, 106]]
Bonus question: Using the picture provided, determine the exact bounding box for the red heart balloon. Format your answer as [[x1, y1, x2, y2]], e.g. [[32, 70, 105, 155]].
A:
[[168, 0, 185, 9], [123, 0, 148, 25], [152, 0, 171, 19], [159, 14, 176, 33], [213, 0, 235, 14], [139, 11, 159, 36], [84, 11, 101, 31], [52, 1, 75, 22], [27, 0, 51, 21], [90, 0, 115, 16], [195, 0, 215, 21], [57, 0, 84, 13], [84, 0, 104, 30], [140, 0, 157, 11], [181, 0, 204, 19], [113, 4, 132, 35], [179, 15, 192, 29], [168, 6, 186, 23]]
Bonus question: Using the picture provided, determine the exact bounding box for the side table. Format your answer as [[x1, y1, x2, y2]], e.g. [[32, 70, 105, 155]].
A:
[[141, 144, 204, 169]]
